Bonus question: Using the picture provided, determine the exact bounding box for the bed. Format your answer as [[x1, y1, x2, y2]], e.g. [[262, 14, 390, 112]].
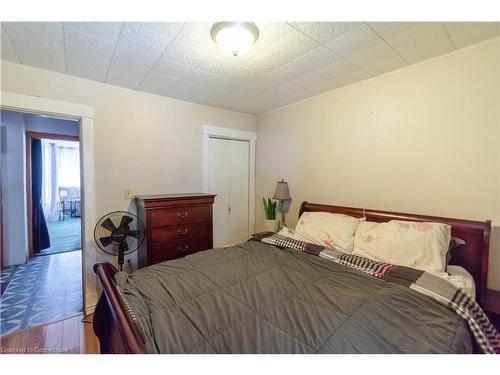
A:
[[92, 202, 492, 354]]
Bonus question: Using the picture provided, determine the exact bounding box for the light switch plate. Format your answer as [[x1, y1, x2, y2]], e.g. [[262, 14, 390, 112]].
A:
[[124, 189, 133, 199]]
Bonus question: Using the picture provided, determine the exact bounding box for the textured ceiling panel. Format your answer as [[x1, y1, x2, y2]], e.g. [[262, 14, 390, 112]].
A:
[[1, 21, 499, 114]]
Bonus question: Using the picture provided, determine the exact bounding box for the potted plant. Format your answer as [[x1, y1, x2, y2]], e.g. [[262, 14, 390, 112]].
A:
[[263, 197, 279, 232]]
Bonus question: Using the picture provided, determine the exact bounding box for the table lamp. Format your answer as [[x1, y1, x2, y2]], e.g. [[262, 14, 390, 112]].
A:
[[272, 179, 291, 229]]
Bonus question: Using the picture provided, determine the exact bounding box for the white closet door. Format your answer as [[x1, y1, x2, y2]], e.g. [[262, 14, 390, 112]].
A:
[[207, 137, 249, 247], [228, 140, 249, 245], [207, 137, 230, 247]]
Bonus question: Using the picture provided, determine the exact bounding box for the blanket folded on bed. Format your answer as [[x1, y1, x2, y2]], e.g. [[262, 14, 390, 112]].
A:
[[259, 233, 500, 354]]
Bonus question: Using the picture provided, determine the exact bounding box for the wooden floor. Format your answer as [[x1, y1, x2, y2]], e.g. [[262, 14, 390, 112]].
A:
[[0, 314, 99, 354]]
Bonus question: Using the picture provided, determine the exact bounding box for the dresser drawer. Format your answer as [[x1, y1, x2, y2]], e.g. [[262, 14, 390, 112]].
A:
[[150, 205, 210, 227], [151, 221, 210, 244], [150, 236, 212, 263]]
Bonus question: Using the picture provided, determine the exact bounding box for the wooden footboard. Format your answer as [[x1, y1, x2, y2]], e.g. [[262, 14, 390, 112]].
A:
[[93, 262, 146, 354]]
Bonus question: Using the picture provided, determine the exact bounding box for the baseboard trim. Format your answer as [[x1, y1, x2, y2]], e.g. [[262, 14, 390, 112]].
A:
[[85, 292, 98, 315]]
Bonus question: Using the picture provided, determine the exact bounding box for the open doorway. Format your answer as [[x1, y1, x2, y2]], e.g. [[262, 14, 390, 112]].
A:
[[0, 110, 83, 336], [26, 132, 81, 257]]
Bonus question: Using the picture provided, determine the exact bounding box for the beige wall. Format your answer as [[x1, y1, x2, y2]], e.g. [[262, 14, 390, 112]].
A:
[[256, 40, 500, 290], [1, 60, 256, 307]]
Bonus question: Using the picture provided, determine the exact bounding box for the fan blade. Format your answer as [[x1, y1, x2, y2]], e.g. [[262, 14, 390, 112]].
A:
[[101, 218, 116, 232], [119, 215, 134, 229], [119, 241, 129, 253], [127, 229, 141, 239], [99, 236, 113, 248]]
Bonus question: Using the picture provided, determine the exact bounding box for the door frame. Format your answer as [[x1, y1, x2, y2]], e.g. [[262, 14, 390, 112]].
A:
[[25, 131, 80, 258], [202, 125, 256, 238], [1, 91, 97, 314]]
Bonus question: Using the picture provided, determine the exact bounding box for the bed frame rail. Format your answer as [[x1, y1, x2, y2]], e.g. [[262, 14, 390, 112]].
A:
[[93, 262, 145, 354]]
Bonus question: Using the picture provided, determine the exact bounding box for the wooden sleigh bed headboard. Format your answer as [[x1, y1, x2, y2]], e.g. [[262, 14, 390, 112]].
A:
[[299, 202, 492, 303]]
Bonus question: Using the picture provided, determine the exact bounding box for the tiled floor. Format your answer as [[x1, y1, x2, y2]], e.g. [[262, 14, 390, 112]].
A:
[[0, 251, 82, 336]]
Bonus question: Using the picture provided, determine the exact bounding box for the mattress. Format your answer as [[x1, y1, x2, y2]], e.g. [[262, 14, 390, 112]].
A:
[[438, 265, 476, 300], [114, 240, 472, 354]]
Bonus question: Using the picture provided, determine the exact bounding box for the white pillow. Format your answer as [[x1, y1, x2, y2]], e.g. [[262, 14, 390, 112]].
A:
[[352, 220, 451, 274], [294, 212, 362, 252]]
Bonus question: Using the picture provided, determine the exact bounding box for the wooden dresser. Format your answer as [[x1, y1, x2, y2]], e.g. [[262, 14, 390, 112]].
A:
[[135, 193, 216, 268]]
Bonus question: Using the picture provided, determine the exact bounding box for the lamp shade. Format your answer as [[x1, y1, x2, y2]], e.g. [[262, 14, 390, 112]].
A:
[[273, 180, 291, 200]]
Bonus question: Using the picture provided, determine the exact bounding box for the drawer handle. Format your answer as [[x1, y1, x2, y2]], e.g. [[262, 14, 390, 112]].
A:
[[177, 228, 189, 235], [177, 244, 190, 252], [177, 212, 189, 218]]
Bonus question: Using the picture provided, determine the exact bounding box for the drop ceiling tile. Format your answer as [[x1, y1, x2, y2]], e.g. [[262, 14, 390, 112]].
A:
[[105, 63, 149, 89], [312, 79, 343, 92], [9, 35, 65, 72], [66, 49, 110, 81], [443, 22, 489, 35], [378, 23, 453, 63], [347, 41, 407, 76], [325, 23, 382, 57], [253, 22, 296, 50], [247, 30, 320, 74], [139, 70, 181, 96], [332, 68, 370, 87], [161, 40, 210, 69], [199, 54, 240, 76], [446, 22, 500, 49], [2, 22, 63, 45], [123, 22, 184, 45], [1, 28, 19, 62], [263, 61, 304, 82], [112, 22, 180, 65], [313, 58, 360, 79], [175, 79, 207, 92], [303, 79, 342, 97], [0, 46, 19, 62], [246, 51, 287, 75], [64, 28, 117, 58], [172, 22, 211, 45], [152, 57, 193, 79], [296, 22, 363, 44], [227, 68, 261, 83], [367, 22, 416, 39], [151, 57, 191, 79], [63, 22, 123, 41], [209, 78, 243, 92], [288, 72, 326, 89], [288, 46, 342, 74], [400, 38, 454, 63], [268, 81, 304, 96], [185, 67, 219, 86], [274, 29, 322, 59]]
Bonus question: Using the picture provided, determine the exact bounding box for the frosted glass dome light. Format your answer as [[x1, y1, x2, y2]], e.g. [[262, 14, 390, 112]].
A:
[[211, 22, 259, 57]]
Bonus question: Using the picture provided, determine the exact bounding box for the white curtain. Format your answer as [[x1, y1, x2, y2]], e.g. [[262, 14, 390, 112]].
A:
[[41, 139, 80, 221]]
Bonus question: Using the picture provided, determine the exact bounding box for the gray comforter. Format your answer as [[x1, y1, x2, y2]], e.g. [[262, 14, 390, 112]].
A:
[[115, 240, 472, 353]]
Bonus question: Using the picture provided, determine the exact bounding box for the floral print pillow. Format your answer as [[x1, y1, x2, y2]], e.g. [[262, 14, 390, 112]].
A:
[[353, 220, 451, 274]]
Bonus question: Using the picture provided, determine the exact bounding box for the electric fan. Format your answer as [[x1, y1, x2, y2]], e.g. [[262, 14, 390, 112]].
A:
[[94, 211, 145, 271]]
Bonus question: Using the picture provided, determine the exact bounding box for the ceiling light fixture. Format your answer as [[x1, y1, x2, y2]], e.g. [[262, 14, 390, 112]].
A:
[[211, 22, 259, 57]]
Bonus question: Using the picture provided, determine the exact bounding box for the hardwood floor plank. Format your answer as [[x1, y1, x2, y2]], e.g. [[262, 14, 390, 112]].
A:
[[0, 314, 99, 354], [0, 330, 28, 354], [62, 315, 80, 353], [44, 319, 64, 353], [80, 317, 99, 354], [25, 325, 47, 354]]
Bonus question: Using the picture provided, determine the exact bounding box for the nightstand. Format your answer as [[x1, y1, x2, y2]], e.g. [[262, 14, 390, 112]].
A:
[[482, 289, 500, 331]]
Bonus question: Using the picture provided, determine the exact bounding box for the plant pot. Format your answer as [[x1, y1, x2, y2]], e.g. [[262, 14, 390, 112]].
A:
[[264, 219, 279, 233]]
